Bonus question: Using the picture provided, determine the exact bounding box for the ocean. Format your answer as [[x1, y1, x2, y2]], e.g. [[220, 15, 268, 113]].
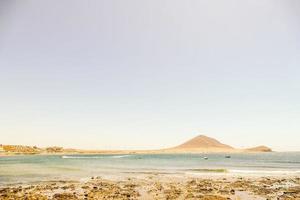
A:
[[1, 152, 300, 185]]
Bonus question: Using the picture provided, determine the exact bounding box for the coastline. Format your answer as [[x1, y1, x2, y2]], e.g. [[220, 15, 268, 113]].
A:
[[0, 148, 276, 157], [0, 135, 274, 156], [1, 152, 300, 199], [1, 173, 299, 200]]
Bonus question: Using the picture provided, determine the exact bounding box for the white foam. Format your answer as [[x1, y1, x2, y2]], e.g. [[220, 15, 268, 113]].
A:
[[110, 155, 131, 158], [229, 169, 300, 175], [61, 155, 131, 159], [61, 155, 107, 159]]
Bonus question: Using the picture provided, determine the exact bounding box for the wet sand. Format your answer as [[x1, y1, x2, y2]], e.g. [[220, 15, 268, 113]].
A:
[[1, 174, 300, 200]]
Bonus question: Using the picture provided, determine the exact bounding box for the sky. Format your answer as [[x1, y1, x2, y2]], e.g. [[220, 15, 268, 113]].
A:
[[0, 0, 299, 151]]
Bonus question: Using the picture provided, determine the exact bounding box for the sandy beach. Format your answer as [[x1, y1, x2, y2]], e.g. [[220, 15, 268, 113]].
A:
[[1, 173, 300, 200]]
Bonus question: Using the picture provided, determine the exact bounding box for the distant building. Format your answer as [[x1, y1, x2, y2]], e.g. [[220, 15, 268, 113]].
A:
[[0, 144, 5, 152]]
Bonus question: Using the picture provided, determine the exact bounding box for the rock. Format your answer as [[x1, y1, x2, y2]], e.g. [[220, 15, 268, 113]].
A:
[[53, 193, 78, 200]]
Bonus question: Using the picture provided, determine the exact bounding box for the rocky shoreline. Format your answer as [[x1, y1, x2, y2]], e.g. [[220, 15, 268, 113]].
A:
[[1, 175, 300, 200]]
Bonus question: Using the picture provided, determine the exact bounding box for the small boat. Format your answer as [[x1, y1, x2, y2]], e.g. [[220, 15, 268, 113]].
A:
[[203, 157, 208, 160], [225, 156, 231, 158]]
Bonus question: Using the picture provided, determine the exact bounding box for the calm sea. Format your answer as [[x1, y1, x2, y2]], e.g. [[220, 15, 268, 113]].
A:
[[1, 152, 300, 185]]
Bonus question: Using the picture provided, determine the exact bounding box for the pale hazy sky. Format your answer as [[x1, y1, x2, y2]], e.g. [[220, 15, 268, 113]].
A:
[[0, 0, 299, 151]]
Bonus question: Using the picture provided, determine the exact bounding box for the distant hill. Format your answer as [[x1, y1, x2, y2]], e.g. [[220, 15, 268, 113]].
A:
[[172, 135, 234, 152], [245, 146, 272, 152], [168, 135, 272, 153], [0, 135, 273, 155]]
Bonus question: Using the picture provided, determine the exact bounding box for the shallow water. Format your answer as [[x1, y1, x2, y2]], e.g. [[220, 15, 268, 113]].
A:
[[1, 152, 300, 185]]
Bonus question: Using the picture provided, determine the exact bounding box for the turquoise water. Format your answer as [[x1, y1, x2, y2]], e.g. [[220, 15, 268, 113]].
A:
[[1, 153, 300, 185]]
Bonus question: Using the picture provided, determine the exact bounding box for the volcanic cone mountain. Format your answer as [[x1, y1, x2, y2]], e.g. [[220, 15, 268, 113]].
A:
[[173, 135, 234, 151]]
